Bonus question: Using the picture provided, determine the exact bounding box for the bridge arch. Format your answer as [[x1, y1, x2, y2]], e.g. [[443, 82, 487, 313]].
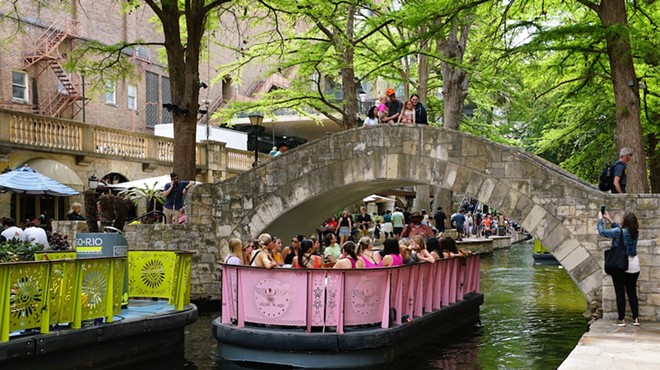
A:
[[196, 125, 659, 309]]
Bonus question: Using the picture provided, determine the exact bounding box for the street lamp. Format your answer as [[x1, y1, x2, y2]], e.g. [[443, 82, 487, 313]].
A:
[[88, 174, 99, 190], [248, 113, 264, 167]]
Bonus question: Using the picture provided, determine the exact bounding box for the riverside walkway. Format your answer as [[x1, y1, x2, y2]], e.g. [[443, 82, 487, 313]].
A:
[[559, 319, 660, 369]]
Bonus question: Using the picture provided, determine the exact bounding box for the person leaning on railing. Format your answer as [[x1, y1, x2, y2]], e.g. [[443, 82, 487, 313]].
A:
[[242, 240, 256, 265], [426, 237, 443, 260], [438, 236, 471, 258], [293, 239, 323, 268], [410, 235, 436, 263], [332, 241, 365, 269], [224, 238, 244, 265], [380, 238, 404, 267], [358, 236, 382, 268], [249, 233, 277, 268]]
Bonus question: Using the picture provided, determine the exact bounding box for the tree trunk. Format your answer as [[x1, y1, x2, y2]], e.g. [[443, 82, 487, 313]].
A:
[[417, 26, 429, 105], [647, 133, 660, 192], [440, 19, 471, 130], [598, 0, 649, 192], [339, 5, 357, 130], [149, 1, 205, 181]]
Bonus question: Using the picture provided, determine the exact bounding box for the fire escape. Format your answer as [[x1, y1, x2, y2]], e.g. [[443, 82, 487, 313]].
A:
[[24, 18, 82, 117]]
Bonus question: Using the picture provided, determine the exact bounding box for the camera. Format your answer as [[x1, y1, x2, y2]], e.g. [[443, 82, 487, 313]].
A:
[[600, 205, 606, 214]]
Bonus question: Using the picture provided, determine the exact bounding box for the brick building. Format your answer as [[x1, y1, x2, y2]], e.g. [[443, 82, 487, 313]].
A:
[[0, 1, 271, 134]]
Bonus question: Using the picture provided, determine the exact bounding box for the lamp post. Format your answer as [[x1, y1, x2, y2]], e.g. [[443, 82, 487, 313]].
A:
[[248, 113, 264, 167], [88, 174, 99, 190]]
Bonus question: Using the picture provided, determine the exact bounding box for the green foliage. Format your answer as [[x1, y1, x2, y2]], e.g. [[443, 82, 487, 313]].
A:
[[0, 240, 45, 263], [47, 232, 72, 251], [119, 184, 164, 212]]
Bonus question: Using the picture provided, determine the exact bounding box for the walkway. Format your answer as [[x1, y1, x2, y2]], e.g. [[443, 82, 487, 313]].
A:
[[559, 319, 660, 369]]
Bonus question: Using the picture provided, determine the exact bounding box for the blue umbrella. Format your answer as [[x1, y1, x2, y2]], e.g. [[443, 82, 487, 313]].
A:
[[0, 165, 79, 196]]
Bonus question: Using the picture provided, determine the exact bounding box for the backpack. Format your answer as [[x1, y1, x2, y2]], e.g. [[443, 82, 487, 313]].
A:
[[598, 163, 616, 191]]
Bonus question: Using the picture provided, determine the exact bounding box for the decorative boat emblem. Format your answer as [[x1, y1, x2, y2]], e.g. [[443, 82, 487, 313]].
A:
[[253, 278, 290, 318], [350, 277, 379, 316]]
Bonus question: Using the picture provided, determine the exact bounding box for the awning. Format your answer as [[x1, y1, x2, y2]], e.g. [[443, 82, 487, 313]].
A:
[[363, 194, 394, 204], [20, 158, 84, 191], [104, 175, 172, 190]]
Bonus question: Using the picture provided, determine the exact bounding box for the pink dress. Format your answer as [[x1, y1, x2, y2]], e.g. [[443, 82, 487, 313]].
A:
[[361, 254, 382, 268], [382, 254, 403, 267], [390, 254, 404, 266]]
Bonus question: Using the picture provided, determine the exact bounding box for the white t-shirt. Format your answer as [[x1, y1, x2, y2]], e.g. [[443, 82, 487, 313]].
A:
[[626, 255, 640, 274], [1, 226, 26, 242], [224, 254, 242, 265], [25, 227, 49, 249], [363, 117, 379, 126]]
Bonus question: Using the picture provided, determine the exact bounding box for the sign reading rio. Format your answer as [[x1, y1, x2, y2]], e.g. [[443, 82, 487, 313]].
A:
[[74, 233, 128, 257]]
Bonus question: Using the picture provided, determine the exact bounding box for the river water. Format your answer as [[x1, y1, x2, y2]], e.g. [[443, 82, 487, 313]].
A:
[[179, 240, 587, 369]]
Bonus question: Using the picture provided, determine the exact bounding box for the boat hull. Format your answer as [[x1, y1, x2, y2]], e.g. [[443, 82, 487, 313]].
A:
[[213, 292, 483, 368], [0, 303, 197, 370]]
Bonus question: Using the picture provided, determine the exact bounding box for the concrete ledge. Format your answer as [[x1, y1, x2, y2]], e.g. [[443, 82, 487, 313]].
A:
[[490, 235, 512, 250], [559, 319, 660, 369], [458, 238, 494, 254]]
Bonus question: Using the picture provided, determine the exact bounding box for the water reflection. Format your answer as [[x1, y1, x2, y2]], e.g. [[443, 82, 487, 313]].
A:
[[180, 240, 586, 369]]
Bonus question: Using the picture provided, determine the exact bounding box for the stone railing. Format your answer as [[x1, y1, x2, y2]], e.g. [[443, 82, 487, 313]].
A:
[[7, 112, 83, 150], [227, 148, 254, 171], [0, 109, 254, 175]]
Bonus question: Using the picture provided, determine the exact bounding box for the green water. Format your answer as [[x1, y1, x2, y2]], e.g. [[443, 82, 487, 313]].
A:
[[181, 240, 587, 369]]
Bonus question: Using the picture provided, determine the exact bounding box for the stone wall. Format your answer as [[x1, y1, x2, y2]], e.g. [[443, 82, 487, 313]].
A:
[[123, 223, 222, 301]]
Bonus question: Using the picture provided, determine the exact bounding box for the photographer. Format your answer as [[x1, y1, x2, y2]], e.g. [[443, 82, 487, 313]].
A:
[[162, 172, 195, 224]]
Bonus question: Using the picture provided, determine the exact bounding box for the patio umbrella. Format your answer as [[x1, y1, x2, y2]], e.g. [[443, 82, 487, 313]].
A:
[[0, 165, 79, 196]]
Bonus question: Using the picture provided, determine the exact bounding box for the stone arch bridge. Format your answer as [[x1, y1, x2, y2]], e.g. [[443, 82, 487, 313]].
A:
[[186, 125, 660, 319]]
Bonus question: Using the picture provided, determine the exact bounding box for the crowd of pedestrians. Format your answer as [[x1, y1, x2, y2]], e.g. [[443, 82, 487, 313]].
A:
[[221, 207, 488, 271]]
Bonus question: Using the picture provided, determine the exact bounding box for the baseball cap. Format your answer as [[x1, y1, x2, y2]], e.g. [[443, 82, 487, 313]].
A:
[[620, 147, 632, 157], [386, 87, 395, 96]]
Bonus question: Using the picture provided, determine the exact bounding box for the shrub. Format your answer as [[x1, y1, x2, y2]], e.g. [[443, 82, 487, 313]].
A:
[[0, 240, 45, 262]]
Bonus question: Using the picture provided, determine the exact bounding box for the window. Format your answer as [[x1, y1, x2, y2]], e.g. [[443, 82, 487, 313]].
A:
[[57, 80, 69, 95], [12, 71, 28, 102], [128, 85, 137, 110], [105, 81, 116, 105]]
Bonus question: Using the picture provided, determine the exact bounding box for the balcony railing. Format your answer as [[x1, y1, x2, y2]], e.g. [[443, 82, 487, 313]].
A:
[[0, 109, 256, 174], [221, 255, 480, 333]]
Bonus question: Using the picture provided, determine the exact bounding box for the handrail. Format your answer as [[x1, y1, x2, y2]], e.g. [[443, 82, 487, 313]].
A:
[[221, 255, 480, 333], [0, 109, 254, 172]]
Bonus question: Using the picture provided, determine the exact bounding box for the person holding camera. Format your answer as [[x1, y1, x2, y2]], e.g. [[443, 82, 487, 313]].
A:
[[597, 206, 641, 326], [162, 172, 195, 224]]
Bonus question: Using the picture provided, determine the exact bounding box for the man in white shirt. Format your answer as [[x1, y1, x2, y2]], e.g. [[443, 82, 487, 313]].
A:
[[1, 217, 27, 242], [24, 215, 49, 249]]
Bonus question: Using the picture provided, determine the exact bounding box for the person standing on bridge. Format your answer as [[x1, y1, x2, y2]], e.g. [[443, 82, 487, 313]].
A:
[[162, 172, 195, 224], [598, 209, 640, 327], [411, 94, 427, 125], [381, 88, 403, 124], [612, 147, 633, 194]]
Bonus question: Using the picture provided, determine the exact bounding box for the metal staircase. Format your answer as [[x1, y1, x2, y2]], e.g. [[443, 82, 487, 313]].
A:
[[23, 18, 82, 117]]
